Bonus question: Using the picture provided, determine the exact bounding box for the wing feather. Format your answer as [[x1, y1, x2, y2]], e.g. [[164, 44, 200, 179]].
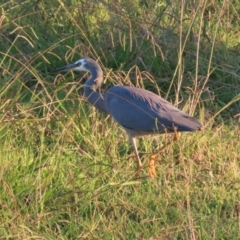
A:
[[104, 86, 202, 133]]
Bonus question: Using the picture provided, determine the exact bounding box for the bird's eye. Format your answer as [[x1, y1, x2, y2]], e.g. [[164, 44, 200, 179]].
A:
[[76, 62, 82, 67]]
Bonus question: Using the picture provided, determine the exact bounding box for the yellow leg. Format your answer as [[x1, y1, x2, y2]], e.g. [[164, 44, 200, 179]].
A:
[[148, 132, 180, 178], [149, 155, 157, 178]]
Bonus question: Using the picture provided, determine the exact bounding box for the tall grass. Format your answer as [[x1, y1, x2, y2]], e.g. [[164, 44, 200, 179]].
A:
[[0, 0, 240, 239]]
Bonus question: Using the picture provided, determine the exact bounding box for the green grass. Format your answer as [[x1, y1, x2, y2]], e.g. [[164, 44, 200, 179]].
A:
[[0, 0, 240, 239]]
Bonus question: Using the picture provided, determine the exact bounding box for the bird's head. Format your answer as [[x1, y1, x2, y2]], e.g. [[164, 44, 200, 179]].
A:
[[52, 57, 102, 74]]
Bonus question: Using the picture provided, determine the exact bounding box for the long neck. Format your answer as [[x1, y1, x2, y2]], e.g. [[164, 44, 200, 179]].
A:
[[84, 68, 108, 113]]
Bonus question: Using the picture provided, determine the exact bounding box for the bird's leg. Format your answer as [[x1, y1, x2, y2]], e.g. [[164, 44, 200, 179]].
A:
[[148, 131, 180, 178], [130, 137, 142, 178]]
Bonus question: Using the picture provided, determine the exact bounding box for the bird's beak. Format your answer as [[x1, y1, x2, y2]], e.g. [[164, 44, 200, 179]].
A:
[[51, 63, 78, 73]]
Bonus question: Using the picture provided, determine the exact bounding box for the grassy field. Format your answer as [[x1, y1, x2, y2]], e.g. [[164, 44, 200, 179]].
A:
[[0, 0, 240, 239]]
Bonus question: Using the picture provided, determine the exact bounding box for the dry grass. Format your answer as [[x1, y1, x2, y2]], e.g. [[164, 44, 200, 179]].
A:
[[0, 0, 240, 239]]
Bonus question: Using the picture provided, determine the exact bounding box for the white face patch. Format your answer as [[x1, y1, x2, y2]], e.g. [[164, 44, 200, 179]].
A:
[[73, 59, 88, 71]]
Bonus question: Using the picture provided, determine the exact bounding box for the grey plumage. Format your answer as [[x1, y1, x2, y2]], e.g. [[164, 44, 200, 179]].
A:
[[53, 57, 202, 178]]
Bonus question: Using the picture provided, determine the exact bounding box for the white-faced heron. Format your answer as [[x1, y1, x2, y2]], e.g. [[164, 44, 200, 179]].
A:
[[53, 57, 202, 178]]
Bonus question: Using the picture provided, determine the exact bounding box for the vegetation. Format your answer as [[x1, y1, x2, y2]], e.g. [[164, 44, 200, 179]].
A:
[[0, 0, 239, 239]]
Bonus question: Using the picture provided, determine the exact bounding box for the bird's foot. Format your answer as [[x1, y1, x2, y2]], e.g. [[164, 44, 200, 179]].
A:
[[173, 132, 180, 141], [135, 165, 143, 179], [148, 132, 180, 178]]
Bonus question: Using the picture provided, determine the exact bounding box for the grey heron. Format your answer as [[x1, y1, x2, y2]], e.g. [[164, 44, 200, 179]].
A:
[[53, 57, 202, 178]]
